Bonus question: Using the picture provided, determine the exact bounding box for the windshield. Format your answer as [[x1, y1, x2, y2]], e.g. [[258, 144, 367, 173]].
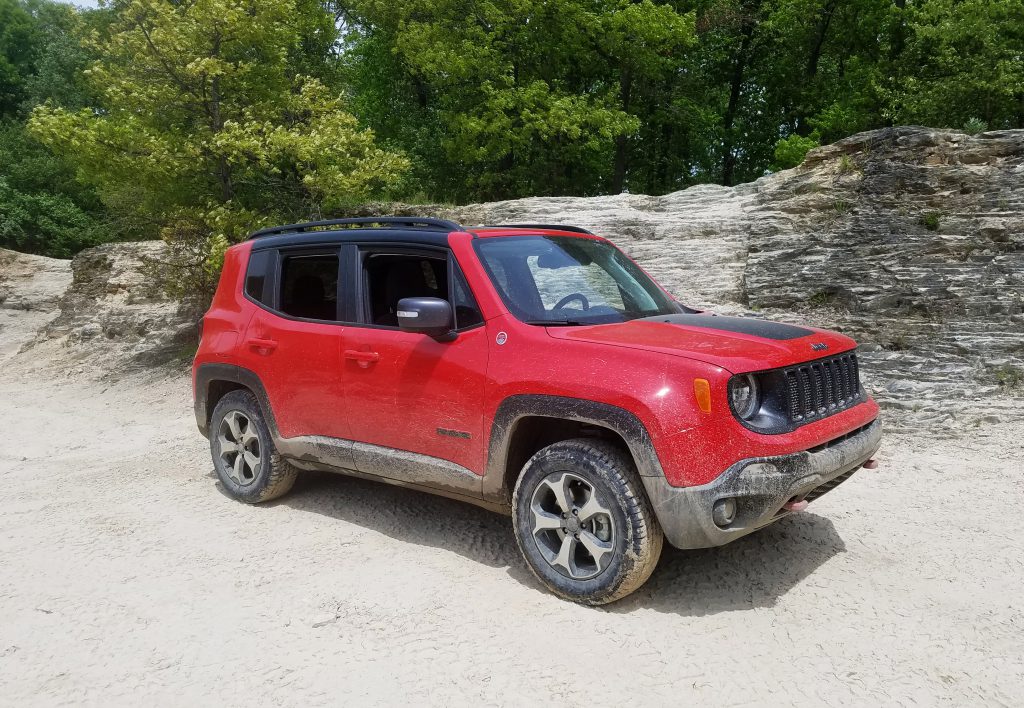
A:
[[475, 236, 681, 325]]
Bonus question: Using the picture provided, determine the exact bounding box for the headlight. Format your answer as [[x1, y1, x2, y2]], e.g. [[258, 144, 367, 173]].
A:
[[729, 374, 760, 419]]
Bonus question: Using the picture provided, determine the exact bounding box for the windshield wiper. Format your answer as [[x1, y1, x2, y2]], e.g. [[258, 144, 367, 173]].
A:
[[523, 319, 586, 327]]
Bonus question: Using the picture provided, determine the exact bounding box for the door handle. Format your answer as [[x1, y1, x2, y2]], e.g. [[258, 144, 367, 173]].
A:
[[344, 349, 380, 363], [247, 338, 278, 354]]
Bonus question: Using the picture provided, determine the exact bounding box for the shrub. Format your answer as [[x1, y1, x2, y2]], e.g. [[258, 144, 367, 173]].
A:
[[772, 134, 820, 170], [963, 118, 988, 135]]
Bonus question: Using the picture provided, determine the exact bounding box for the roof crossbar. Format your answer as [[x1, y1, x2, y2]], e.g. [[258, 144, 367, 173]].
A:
[[248, 217, 464, 240]]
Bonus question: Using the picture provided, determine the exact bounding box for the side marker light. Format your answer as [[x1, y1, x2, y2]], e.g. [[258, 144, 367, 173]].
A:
[[694, 379, 712, 413]]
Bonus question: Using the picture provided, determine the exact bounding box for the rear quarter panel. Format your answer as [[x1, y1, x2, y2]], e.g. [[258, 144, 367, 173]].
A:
[[193, 242, 254, 395]]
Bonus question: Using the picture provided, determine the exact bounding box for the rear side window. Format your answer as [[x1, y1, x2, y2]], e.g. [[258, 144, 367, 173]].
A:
[[245, 249, 274, 305], [278, 253, 340, 321]]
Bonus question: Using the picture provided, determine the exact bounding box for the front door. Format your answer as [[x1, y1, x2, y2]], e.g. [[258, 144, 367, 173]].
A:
[[340, 246, 489, 476]]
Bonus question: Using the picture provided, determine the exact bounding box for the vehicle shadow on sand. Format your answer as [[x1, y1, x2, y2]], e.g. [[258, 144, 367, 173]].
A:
[[237, 470, 847, 617], [609, 515, 847, 616]]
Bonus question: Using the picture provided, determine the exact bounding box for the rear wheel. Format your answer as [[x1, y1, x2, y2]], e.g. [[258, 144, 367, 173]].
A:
[[209, 390, 298, 503], [512, 438, 663, 605]]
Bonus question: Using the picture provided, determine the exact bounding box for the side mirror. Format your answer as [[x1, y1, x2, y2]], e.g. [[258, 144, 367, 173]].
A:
[[396, 297, 454, 339]]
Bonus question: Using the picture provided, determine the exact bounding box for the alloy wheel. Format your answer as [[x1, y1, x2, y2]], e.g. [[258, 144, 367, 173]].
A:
[[529, 471, 616, 580], [217, 410, 261, 486]]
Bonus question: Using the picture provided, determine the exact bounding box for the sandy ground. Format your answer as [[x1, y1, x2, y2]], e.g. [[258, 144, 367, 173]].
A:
[[1, 362, 1022, 707], [2, 250, 1023, 705]]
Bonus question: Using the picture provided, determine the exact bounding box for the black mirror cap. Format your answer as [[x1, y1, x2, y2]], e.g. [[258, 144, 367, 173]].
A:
[[396, 297, 454, 339]]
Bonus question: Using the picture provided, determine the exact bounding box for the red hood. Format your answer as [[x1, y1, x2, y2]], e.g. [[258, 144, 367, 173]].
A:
[[545, 315, 857, 373]]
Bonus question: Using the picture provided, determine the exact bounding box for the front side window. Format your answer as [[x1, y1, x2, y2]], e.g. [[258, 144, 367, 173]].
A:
[[360, 250, 484, 330], [363, 252, 448, 326], [475, 236, 680, 325], [278, 252, 340, 321]]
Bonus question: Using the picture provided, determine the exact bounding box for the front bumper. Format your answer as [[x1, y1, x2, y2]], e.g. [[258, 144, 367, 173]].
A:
[[642, 418, 882, 549]]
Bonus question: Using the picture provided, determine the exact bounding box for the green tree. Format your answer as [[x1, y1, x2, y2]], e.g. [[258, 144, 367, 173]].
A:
[[0, 0, 37, 117], [20, 0, 100, 111], [0, 122, 103, 256], [344, 0, 694, 200], [30, 0, 407, 273], [892, 0, 1024, 129], [0, 0, 107, 258]]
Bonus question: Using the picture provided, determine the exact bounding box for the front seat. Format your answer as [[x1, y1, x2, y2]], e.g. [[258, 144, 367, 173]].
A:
[[376, 260, 434, 326]]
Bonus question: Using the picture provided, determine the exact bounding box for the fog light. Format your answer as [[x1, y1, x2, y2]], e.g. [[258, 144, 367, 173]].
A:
[[712, 498, 737, 528]]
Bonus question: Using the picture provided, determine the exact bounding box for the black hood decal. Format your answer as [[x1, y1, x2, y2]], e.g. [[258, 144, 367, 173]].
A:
[[641, 314, 813, 341]]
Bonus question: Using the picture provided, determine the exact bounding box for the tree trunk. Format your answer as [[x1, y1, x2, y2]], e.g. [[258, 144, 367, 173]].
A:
[[884, 0, 907, 128], [612, 66, 633, 194], [796, 0, 839, 136], [806, 0, 838, 80], [210, 75, 234, 203], [722, 28, 754, 187]]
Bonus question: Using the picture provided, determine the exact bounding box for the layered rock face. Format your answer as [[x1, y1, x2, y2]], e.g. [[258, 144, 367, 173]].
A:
[[747, 129, 1024, 415], [7, 127, 1022, 421], [0, 249, 72, 361], [10, 242, 196, 374]]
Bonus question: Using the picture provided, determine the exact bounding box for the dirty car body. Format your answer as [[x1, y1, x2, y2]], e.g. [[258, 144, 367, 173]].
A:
[[193, 217, 881, 603]]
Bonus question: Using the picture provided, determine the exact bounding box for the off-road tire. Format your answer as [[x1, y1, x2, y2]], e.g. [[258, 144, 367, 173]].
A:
[[209, 390, 298, 503], [512, 438, 664, 605]]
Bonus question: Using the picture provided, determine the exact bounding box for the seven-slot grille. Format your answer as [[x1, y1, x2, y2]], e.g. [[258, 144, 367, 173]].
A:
[[783, 351, 862, 424]]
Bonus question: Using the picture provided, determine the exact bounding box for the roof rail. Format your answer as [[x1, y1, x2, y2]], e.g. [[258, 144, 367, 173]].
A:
[[482, 223, 595, 235], [247, 216, 464, 240]]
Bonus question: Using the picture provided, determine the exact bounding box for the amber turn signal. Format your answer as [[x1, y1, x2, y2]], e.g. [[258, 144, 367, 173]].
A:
[[694, 378, 712, 413]]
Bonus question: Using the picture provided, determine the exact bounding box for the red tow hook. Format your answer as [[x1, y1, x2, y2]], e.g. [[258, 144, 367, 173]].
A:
[[783, 498, 809, 512], [862, 459, 879, 470]]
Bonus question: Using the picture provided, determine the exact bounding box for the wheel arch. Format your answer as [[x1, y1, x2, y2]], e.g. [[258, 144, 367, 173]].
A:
[[194, 363, 280, 439], [482, 395, 666, 506]]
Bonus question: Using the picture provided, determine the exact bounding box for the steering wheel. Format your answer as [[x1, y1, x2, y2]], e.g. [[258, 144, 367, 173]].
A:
[[553, 293, 590, 311]]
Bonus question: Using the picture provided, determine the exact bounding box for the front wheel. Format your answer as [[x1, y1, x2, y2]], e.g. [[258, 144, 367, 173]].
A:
[[512, 439, 664, 605]]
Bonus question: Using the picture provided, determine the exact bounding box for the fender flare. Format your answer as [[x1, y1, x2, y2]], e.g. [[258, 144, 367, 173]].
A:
[[194, 363, 280, 439], [481, 394, 666, 504]]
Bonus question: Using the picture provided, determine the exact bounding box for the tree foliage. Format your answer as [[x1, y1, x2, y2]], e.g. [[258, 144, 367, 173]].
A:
[[344, 0, 695, 200], [0, 121, 103, 256], [2, 0, 1023, 261], [893, 0, 1024, 129], [0, 0, 104, 257], [29, 0, 408, 256]]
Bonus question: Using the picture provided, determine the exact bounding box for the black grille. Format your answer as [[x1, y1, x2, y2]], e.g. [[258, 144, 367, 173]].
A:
[[782, 352, 862, 424]]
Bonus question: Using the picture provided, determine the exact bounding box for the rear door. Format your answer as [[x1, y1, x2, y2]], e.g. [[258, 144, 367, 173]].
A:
[[242, 246, 349, 441], [340, 244, 489, 474]]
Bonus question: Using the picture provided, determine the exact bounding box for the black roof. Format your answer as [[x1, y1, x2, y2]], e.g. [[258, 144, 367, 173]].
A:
[[247, 217, 460, 251], [246, 216, 595, 251], [250, 228, 458, 251]]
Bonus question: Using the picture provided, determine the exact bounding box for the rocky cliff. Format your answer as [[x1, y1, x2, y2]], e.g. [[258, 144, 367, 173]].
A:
[[4, 127, 1021, 424]]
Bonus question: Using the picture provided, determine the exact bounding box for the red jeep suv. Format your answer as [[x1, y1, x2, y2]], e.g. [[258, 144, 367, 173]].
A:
[[193, 217, 881, 604]]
